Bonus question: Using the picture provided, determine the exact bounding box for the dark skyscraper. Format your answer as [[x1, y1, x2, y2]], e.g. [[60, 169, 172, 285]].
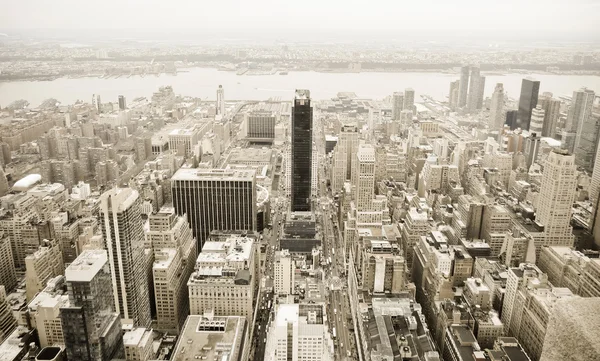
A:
[[118, 95, 126, 110], [291, 89, 313, 212], [506, 110, 518, 130], [171, 168, 257, 248], [517, 78, 540, 130]]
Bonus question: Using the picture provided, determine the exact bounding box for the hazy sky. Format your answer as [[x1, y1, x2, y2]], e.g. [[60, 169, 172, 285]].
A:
[[2, 0, 599, 39]]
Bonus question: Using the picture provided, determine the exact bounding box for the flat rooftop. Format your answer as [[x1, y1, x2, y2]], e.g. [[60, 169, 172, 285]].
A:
[[65, 250, 108, 282], [123, 327, 153, 347], [172, 168, 256, 182], [171, 315, 245, 361]]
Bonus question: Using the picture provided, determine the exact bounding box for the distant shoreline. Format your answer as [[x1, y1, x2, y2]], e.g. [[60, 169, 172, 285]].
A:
[[2, 66, 600, 83]]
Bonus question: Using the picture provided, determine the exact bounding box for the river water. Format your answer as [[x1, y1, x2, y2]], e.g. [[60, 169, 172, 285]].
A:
[[1, 67, 599, 107]]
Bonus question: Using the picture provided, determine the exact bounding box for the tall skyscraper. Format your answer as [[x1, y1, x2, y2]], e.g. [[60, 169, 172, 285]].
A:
[[506, 110, 518, 130], [216, 85, 225, 116], [331, 124, 359, 192], [392, 92, 404, 120], [517, 78, 540, 130], [99, 188, 152, 327], [529, 105, 545, 135], [146, 207, 197, 333], [118, 95, 126, 110], [290, 89, 313, 212], [489, 83, 505, 130], [171, 168, 257, 247], [449, 80, 460, 110], [352, 144, 376, 212], [403, 88, 415, 114], [467, 66, 484, 112], [538, 93, 562, 138], [60, 250, 123, 361], [535, 149, 576, 249], [458, 65, 470, 107], [571, 88, 597, 171]]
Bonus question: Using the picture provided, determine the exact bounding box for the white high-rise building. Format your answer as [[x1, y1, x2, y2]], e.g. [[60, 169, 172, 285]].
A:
[[352, 144, 376, 212], [146, 207, 197, 333], [392, 92, 404, 120], [331, 124, 359, 192], [458, 65, 470, 108], [403, 88, 415, 114], [264, 303, 333, 361], [24, 240, 64, 301], [274, 249, 295, 296], [100, 188, 152, 327], [449, 80, 460, 110], [216, 85, 225, 116], [467, 66, 484, 112], [535, 149, 576, 250], [489, 83, 505, 130]]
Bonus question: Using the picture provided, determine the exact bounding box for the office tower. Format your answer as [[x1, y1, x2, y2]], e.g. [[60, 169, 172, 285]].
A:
[[529, 105, 545, 135], [290, 89, 313, 212], [0, 286, 16, 343], [168, 127, 200, 157], [403, 87, 415, 113], [99, 188, 152, 327], [538, 93, 561, 138], [449, 80, 460, 110], [524, 133, 542, 170], [24, 240, 64, 301], [171, 168, 257, 247], [506, 109, 518, 130], [467, 66, 484, 112], [572, 88, 597, 170], [265, 303, 331, 361], [392, 92, 404, 120], [352, 143, 376, 211], [216, 85, 225, 116], [401, 208, 430, 277], [60, 250, 123, 361], [274, 249, 295, 295], [0, 193, 39, 269], [331, 124, 359, 192], [458, 65, 470, 107], [489, 83, 505, 129], [535, 149, 576, 249], [540, 298, 600, 361], [481, 205, 512, 256], [361, 240, 405, 294], [118, 95, 126, 110], [417, 162, 460, 198], [476, 76, 486, 109], [567, 87, 595, 132], [244, 111, 276, 141], [146, 207, 197, 332], [172, 315, 246, 361], [188, 234, 257, 320], [0, 233, 17, 293], [590, 144, 600, 241], [517, 78, 540, 130], [501, 264, 547, 336]]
